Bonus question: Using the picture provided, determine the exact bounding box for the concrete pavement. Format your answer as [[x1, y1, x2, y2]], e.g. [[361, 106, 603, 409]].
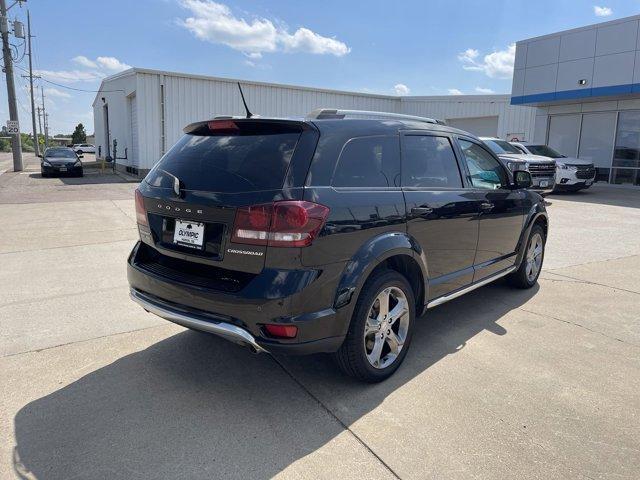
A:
[[1, 166, 639, 479]]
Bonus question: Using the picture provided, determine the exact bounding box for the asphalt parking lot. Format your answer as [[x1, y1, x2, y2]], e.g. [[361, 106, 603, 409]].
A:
[[1, 153, 639, 480]]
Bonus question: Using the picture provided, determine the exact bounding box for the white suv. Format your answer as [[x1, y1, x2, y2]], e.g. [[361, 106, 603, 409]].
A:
[[510, 142, 596, 192], [479, 137, 556, 194], [72, 144, 95, 155]]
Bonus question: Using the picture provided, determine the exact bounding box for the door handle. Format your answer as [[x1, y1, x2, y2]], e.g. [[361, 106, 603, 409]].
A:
[[479, 202, 494, 211], [411, 206, 434, 215]]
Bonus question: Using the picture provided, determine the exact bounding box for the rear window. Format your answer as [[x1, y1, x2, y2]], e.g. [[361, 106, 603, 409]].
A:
[[46, 149, 76, 158], [483, 139, 522, 155], [402, 135, 462, 188], [145, 121, 302, 193], [332, 136, 400, 188]]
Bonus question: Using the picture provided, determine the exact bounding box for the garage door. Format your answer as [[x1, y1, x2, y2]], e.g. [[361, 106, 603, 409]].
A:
[[446, 116, 499, 137], [129, 95, 139, 168]]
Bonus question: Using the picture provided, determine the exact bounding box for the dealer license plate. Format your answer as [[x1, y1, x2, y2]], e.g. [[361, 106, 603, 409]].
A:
[[539, 180, 549, 188], [59, 167, 67, 172], [173, 220, 205, 249]]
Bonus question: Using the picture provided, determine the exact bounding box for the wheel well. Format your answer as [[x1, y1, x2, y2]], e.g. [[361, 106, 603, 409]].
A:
[[372, 254, 425, 310], [534, 215, 548, 237]]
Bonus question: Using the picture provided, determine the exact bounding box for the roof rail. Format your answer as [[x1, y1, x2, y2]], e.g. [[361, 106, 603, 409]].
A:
[[306, 108, 441, 124]]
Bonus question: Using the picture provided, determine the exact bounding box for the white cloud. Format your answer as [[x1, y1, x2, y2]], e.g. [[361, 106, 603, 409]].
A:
[[594, 6, 612, 17], [393, 83, 410, 95], [38, 55, 131, 84], [96, 56, 131, 72], [475, 86, 495, 94], [458, 44, 515, 79], [72, 55, 98, 68], [458, 48, 479, 63], [44, 87, 72, 99], [177, 0, 350, 57], [448, 88, 464, 95], [34, 69, 103, 83]]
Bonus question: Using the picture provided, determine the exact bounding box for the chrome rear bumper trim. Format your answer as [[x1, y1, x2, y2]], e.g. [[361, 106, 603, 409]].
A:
[[426, 266, 517, 309], [130, 289, 268, 354]]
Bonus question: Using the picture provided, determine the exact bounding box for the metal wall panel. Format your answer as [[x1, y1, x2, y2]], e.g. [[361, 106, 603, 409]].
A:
[[401, 96, 536, 141], [513, 14, 640, 104], [96, 70, 536, 172]]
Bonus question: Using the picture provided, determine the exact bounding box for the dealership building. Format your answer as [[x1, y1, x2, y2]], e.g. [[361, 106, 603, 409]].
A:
[[512, 13, 640, 185], [93, 14, 640, 186]]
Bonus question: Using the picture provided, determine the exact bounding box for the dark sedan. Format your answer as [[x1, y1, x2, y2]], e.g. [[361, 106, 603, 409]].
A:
[[41, 147, 83, 177]]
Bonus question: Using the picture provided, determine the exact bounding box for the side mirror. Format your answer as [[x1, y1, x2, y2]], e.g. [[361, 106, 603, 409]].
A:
[[513, 170, 532, 189]]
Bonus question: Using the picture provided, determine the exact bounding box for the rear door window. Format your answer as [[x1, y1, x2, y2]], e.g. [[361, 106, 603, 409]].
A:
[[331, 136, 400, 188], [402, 135, 463, 188], [145, 121, 302, 193]]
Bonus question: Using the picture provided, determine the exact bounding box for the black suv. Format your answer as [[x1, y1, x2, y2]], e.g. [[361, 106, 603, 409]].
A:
[[128, 110, 547, 382]]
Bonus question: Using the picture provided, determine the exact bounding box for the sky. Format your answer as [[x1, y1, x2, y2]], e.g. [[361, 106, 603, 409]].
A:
[[1, 0, 639, 135]]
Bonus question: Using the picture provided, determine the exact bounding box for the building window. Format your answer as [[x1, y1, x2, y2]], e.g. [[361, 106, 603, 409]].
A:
[[612, 111, 640, 185], [579, 112, 616, 183], [548, 115, 580, 158]]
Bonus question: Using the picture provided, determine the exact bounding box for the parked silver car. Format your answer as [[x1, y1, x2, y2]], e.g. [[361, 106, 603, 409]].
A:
[[510, 142, 596, 192], [479, 137, 556, 194]]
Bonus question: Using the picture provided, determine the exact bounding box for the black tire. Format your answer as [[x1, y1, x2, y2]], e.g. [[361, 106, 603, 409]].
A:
[[508, 224, 546, 289], [333, 269, 416, 382], [41, 171, 47, 178]]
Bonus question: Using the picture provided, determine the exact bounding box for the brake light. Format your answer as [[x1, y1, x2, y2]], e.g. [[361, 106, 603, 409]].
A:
[[135, 189, 148, 226], [264, 324, 298, 339], [231, 201, 329, 248], [207, 120, 238, 131]]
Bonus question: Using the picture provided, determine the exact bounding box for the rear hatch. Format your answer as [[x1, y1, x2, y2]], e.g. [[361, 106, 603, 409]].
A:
[[136, 119, 316, 280]]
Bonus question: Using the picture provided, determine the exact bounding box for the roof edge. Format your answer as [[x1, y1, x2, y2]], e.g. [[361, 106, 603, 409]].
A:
[[99, 67, 510, 102], [516, 13, 640, 45]]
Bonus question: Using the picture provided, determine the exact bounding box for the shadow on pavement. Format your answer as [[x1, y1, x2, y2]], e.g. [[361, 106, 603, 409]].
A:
[[13, 281, 537, 480], [547, 184, 640, 209], [28, 171, 137, 185]]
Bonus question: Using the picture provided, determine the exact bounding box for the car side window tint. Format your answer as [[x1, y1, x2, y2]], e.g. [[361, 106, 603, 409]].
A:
[[458, 139, 508, 190], [332, 136, 400, 188], [402, 135, 462, 188]]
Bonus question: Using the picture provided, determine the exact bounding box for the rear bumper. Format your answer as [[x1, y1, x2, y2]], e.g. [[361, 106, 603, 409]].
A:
[[127, 242, 349, 355], [130, 288, 267, 353]]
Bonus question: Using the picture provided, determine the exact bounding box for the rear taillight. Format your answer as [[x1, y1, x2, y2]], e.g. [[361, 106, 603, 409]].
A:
[[135, 189, 148, 226], [231, 201, 329, 248]]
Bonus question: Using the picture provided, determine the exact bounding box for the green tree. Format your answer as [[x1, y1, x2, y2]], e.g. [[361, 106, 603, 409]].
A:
[[71, 123, 87, 144]]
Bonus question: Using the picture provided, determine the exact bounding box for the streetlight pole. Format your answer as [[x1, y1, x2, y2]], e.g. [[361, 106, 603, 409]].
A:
[[0, 0, 23, 171]]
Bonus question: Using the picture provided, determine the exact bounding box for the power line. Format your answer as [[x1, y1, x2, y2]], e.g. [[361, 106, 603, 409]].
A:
[[12, 63, 125, 93]]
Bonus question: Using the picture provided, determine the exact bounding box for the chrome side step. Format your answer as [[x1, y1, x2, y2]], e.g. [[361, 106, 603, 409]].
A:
[[426, 266, 517, 309], [130, 289, 268, 354]]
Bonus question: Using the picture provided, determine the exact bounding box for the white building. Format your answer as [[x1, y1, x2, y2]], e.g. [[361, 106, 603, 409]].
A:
[[512, 13, 640, 185], [92, 68, 535, 176]]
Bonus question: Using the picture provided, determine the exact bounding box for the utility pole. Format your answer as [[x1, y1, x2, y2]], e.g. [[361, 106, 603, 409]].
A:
[[0, 0, 23, 171], [36, 105, 41, 136], [26, 10, 38, 156], [40, 84, 47, 148]]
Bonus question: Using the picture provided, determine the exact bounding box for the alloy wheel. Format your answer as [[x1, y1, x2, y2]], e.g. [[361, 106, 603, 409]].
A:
[[525, 232, 543, 282], [363, 286, 410, 369]]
